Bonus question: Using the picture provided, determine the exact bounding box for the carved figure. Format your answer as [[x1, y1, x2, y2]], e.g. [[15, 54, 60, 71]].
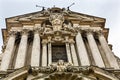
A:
[[57, 60, 66, 72]]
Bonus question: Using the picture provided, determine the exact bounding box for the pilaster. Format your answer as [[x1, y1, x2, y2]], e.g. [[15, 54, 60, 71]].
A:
[[48, 36, 52, 65], [41, 39, 48, 66], [69, 38, 79, 66], [65, 36, 72, 64]]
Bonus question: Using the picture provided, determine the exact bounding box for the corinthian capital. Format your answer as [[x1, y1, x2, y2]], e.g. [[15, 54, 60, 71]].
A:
[[69, 38, 75, 44], [21, 29, 29, 35], [33, 29, 39, 34], [85, 29, 94, 35], [42, 39, 48, 44], [96, 30, 103, 36], [8, 31, 17, 37]]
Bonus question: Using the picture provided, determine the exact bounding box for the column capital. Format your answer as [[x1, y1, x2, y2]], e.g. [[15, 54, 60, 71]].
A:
[[34, 27, 44, 34], [33, 29, 39, 34], [65, 36, 69, 43], [69, 38, 75, 44], [47, 36, 52, 43], [42, 39, 48, 44], [94, 30, 106, 40], [74, 27, 81, 33], [21, 29, 29, 35], [8, 31, 17, 37], [85, 29, 92, 34], [96, 30, 104, 36]]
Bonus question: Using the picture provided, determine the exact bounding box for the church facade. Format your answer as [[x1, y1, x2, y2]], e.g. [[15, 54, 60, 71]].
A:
[[0, 7, 120, 80]]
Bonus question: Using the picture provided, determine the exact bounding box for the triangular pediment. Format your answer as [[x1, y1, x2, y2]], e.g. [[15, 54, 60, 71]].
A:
[[6, 7, 105, 28], [7, 11, 105, 22]]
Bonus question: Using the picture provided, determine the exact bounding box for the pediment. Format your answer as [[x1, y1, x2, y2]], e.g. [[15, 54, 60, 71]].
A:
[[6, 7, 105, 28]]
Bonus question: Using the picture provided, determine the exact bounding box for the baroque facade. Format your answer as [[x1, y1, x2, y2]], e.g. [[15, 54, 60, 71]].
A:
[[0, 7, 120, 80]]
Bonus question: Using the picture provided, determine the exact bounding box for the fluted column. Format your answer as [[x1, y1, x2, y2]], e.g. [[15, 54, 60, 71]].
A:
[[31, 30, 40, 67], [86, 30, 105, 67], [0, 31, 16, 71], [15, 30, 28, 69], [70, 39, 79, 66], [65, 36, 72, 64], [42, 39, 48, 66], [98, 32, 119, 69], [76, 31, 90, 66]]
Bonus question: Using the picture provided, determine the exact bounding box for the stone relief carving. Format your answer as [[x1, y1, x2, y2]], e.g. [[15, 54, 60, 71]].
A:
[[56, 60, 73, 72], [30, 60, 91, 76], [49, 13, 64, 31]]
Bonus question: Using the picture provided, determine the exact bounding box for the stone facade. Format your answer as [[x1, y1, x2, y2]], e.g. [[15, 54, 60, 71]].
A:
[[0, 7, 120, 80]]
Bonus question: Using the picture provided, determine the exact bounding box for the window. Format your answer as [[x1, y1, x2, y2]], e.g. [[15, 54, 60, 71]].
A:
[[52, 45, 68, 62]]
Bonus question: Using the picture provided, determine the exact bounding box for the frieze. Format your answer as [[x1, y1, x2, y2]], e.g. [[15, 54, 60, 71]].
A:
[[30, 60, 91, 76], [30, 65, 120, 80]]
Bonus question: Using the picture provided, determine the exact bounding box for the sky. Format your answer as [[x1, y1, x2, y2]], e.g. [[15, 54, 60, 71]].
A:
[[0, 0, 120, 57]]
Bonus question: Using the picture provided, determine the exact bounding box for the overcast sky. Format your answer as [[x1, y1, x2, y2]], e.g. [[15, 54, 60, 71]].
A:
[[0, 0, 120, 57]]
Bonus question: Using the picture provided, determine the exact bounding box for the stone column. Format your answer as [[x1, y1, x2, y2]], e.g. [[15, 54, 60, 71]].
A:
[[86, 30, 105, 67], [47, 36, 52, 65], [65, 36, 72, 64], [48, 42, 52, 65], [31, 30, 40, 67], [0, 31, 16, 71], [15, 30, 28, 69], [98, 32, 119, 69], [76, 31, 90, 66], [42, 39, 48, 66], [70, 39, 79, 66], [66, 43, 72, 64]]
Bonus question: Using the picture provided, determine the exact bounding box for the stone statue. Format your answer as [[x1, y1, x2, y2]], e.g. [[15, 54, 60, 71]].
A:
[[56, 60, 66, 72]]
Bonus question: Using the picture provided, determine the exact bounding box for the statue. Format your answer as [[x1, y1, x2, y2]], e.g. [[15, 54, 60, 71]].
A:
[[56, 60, 66, 72]]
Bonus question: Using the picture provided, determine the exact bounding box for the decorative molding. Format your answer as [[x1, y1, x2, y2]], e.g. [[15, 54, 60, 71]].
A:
[[31, 60, 91, 75]]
